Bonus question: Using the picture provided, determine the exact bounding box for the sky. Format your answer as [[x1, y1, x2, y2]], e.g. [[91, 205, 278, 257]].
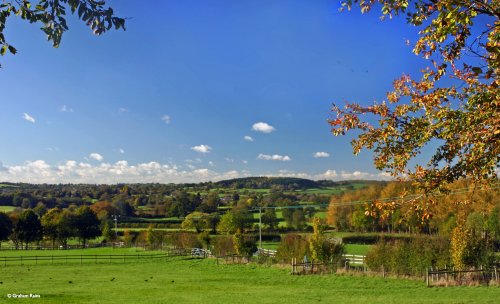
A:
[[0, 0, 426, 184]]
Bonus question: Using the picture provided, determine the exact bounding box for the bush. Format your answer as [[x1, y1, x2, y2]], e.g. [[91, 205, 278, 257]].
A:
[[168, 232, 201, 249], [276, 234, 310, 263], [233, 231, 257, 257], [365, 235, 451, 276], [212, 235, 234, 256], [319, 241, 344, 270]]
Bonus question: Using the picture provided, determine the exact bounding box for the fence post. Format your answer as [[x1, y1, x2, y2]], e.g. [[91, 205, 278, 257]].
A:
[[426, 267, 429, 287]]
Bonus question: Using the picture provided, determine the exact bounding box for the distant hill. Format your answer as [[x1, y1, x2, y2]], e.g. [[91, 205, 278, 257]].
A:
[[214, 177, 318, 189], [213, 177, 382, 190]]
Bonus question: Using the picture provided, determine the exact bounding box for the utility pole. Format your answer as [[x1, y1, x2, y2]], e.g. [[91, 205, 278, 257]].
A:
[[112, 215, 120, 240], [259, 207, 262, 249]]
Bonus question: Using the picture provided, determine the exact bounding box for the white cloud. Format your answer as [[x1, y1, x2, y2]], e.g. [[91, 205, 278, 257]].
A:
[[225, 158, 234, 163], [257, 154, 291, 162], [119, 148, 125, 154], [0, 160, 391, 184], [161, 115, 171, 124], [243, 135, 254, 142], [22, 113, 35, 123], [208, 161, 215, 167], [252, 122, 275, 133], [89, 153, 104, 162], [242, 160, 248, 164], [313, 152, 330, 158], [118, 108, 129, 114], [340, 170, 370, 179], [191, 145, 212, 153], [266, 170, 311, 179], [377, 172, 394, 180], [60, 105, 74, 113], [315, 170, 339, 180]]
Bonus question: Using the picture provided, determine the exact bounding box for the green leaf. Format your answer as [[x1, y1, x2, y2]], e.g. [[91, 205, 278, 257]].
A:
[[471, 67, 482, 75], [7, 45, 16, 54], [0, 45, 6, 56]]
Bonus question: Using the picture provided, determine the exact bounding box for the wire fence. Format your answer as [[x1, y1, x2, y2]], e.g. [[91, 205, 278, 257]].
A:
[[0, 248, 205, 267], [426, 267, 500, 286]]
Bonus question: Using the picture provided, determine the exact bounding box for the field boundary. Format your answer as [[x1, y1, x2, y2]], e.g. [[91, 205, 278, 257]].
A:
[[0, 248, 207, 266]]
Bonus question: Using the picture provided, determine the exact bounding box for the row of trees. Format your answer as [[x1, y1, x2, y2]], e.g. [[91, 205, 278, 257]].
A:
[[0, 206, 101, 249], [328, 180, 500, 236]]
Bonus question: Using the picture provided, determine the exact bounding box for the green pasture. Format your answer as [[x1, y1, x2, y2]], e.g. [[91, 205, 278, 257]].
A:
[[0, 184, 18, 188], [0, 247, 157, 257], [292, 187, 343, 195], [0, 253, 498, 303], [0, 206, 15, 213], [344, 244, 372, 255]]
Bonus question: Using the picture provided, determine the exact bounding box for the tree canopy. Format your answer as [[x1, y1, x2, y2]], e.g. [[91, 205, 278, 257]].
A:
[[330, 0, 499, 192], [0, 0, 125, 65]]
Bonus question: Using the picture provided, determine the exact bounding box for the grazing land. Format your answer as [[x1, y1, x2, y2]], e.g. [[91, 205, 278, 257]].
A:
[[344, 244, 372, 255], [0, 206, 15, 212], [0, 254, 498, 304]]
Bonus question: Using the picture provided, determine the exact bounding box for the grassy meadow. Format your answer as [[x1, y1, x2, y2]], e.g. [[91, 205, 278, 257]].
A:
[[0, 206, 16, 213], [0, 253, 499, 304]]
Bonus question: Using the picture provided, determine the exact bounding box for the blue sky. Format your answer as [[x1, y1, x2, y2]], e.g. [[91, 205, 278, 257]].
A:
[[0, 0, 425, 184]]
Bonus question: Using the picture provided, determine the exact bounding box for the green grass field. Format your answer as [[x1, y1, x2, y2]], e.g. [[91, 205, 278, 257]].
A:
[[0, 184, 18, 188], [0, 252, 498, 303], [344, 244, 372, 255], [0, 206, 15, 213]]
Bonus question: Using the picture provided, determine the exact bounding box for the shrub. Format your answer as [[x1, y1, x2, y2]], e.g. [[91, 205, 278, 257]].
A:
[[366, 235, 451, 276], [276, 234, 310, 263], [233, 231, 257, 257], [168, 232, 201, 249], [212, 235, 234, 256]]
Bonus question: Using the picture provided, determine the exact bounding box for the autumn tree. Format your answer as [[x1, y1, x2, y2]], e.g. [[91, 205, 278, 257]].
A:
[[331, 1, 499, 268], [0, 0, 126, 66], [331, 0, 499, 192], [41, 208, 62, 247]]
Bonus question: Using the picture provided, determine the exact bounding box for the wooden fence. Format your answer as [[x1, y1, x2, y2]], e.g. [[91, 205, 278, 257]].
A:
[[343, 254, 367, 271], [215, 254, 251, 265], [0, 242, 125, 251], [257, 248, 276, 257], [291, 258, 328, 275], [0, 247, 207, 267], [426, 267, 499, 286]]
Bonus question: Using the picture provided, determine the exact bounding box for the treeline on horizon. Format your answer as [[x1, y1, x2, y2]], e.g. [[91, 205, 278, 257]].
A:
[[0, 177, 374, 218], [328, 179, 500, 237]]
